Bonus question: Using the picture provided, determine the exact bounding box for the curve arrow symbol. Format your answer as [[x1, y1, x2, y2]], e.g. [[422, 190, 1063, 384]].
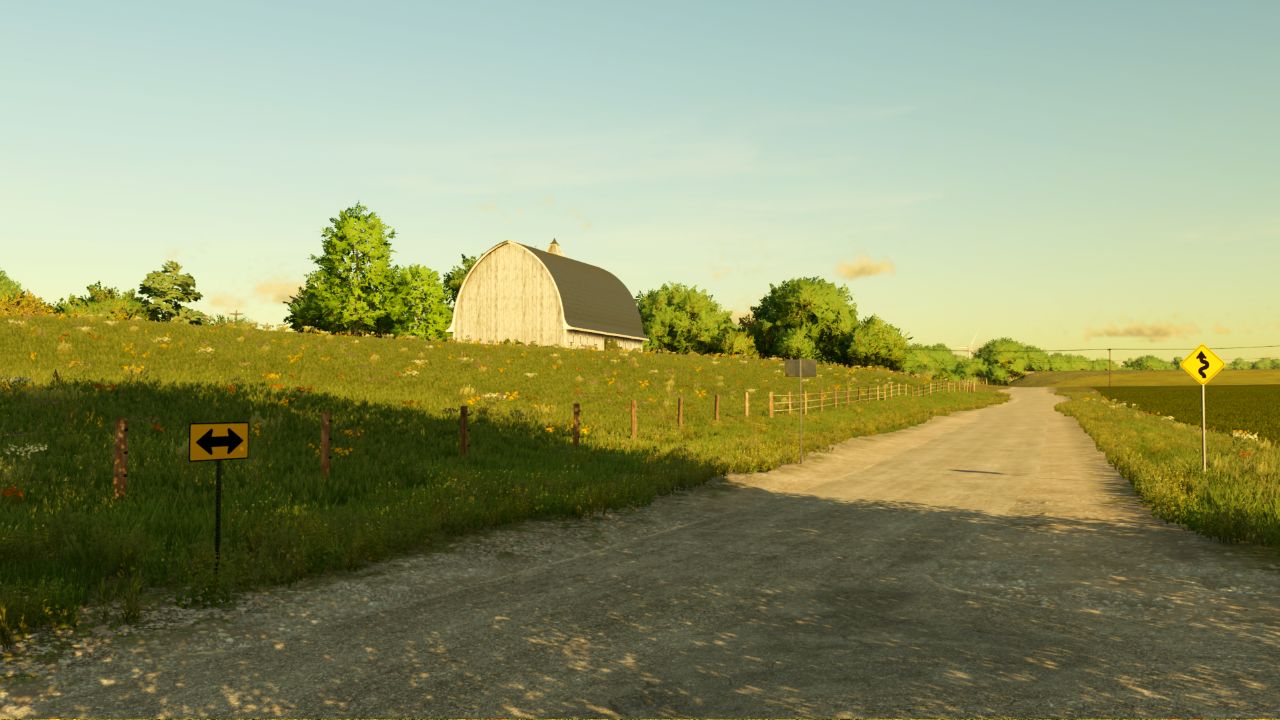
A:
[[1197, 351, 1210, 379]]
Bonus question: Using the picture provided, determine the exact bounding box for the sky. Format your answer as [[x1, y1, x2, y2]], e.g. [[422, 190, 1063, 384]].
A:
[[3, 0, 1277, 361]]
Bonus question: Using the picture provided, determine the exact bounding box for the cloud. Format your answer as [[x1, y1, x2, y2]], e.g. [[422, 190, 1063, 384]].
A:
[[1083, 322, 1199, 343], [837, 255, 895, 280], [209, 293, 243, 311], [254, 279, 301, 304], [1213, 324, 1231, 335]]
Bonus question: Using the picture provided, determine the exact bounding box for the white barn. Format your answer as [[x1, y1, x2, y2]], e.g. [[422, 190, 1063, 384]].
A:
[[448, 240, 647, 350]]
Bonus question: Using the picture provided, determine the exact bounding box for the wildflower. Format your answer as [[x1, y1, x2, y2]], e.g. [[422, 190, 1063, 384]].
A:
[[288, 353, 303, 364], [545, 425, 555, 433], [196, 345, 215, 353], [66, 359, 84, 368], [263, 372, 281, 380], [505, 390, 519, 400], [226, 384, 238, 393], [77, 326, 93, 332], [6, 319, 25, 326], [1232, 429, 1261, 442], [3, 443, 48, 458], [458, 385, 476, 397], [152, 336, 171, 344], [524, 372, 537, 378], [121, 364, 145, 374], [28, 352, 36, 361], [580, 425, 592, 436], [1, 486, 24, 502], [412, 359, 427, 366]]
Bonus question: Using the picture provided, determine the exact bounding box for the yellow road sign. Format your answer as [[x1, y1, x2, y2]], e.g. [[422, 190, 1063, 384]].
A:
[[1180, 344, 1225, 385], [189, 422, 250, 462]]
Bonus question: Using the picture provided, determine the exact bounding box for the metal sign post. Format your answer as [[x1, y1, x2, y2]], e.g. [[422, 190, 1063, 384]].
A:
[[1179, 344, 1224, 472], [190, 422, 251, 573], [784, 359, 817, 463]]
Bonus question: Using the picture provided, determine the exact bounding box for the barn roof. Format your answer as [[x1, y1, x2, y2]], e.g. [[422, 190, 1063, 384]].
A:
[[518, 243, 646, 341]]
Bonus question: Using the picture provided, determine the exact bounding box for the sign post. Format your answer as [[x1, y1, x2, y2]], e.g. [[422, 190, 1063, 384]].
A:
[[1179, 344, 1225, 472], [784, 359, 817, 463], [190, 422, 250, 572]]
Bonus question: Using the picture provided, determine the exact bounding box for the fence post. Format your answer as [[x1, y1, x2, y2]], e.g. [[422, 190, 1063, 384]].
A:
[[112, 418, 128, 500], [631, 399, 638, 440], [459, 405, 469, 457], [744, 390, 750, 417], [714, 394, 720, 422], [677, 397, 684, 427], [769, 391, 775, 418], [573, 403, 581, 446], [321, 411, 331, 477]]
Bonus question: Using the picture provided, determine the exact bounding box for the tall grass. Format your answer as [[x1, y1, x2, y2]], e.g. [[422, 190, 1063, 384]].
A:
[[1055, 388, 1280, 548], [0, 316, 1005, 642]]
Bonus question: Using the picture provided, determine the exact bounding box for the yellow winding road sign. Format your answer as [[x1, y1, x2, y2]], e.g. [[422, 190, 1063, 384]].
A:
[[1180, 344, 1225, 385]]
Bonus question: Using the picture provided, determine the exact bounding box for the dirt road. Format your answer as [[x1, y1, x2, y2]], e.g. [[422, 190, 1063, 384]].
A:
[[5, 387, 1279, 717]]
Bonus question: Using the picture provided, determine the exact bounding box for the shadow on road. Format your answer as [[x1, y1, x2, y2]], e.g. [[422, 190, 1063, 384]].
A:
[[15, 476, 1280, 718]]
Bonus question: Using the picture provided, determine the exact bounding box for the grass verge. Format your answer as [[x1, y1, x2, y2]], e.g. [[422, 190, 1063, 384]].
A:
[[0, 316, 1006, 645], [1054, 388, 1280, 549]]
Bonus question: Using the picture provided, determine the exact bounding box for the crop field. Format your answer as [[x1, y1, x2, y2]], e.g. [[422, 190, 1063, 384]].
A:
[[0, 315, 1005, 642], [1094, 385, 1280, 444], [1056, 388, 1280, 549], [1014, 369, 1280, 387]]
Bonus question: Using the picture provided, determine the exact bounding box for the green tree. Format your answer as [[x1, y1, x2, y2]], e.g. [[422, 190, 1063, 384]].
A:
[[0, 268, 23, 299], [635, 283, 738, 354], [285, 203, 400, 333], [975, 338, 1050, 382], [442, 254, 478, 306], [904, 343, 962, 378], [849, 315, 910, 369], [1122, 355, 1175, 371], [138, 261, 204, 322], [381, 264, 452, 338], [56, 282, 148, 319], [744, 277, 858, 362]]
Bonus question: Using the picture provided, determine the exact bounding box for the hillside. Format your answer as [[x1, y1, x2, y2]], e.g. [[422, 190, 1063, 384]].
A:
[[0, 315, 1005, 641]]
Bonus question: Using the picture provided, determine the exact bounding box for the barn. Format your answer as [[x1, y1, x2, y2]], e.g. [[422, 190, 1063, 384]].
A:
[[448, 240, 647, 350]]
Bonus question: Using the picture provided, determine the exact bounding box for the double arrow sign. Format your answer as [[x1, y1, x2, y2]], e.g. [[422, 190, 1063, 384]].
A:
[[189, 422, 250, 462]]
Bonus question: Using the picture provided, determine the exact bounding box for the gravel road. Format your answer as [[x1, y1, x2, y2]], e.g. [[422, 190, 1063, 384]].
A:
[[4, 387, 1279, 717]]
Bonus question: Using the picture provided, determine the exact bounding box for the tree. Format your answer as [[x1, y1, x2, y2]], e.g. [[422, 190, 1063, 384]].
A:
[[0, 268, 23, 300], [0, 291, 52, 316], [1122, 355, 1174, 371], [975, 337, 1050, 381], [56, 282, 148, 319], [138, 261, 204, 322], [849, 315, 910, 370], [285, 203, 400, 334], [744, 277, 858, 363], [635, 283, 738, 354], [381, 264, 452, 338], [904, 343, 962, 378], [442, 254, 478, 306]]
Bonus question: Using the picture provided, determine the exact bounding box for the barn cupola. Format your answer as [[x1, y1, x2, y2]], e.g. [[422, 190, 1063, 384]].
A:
[[547, 239, 563, 256]]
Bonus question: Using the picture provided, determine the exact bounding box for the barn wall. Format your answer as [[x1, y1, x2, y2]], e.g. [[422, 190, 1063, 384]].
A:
[[566, 330, 644, 351], [452, 244, 567, 346]]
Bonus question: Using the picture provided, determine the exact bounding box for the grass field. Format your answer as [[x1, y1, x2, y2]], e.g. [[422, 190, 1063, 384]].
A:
[[1055, 388, 1280, 549], [1013, 369, 1280, 387], [1094, 385, 1280, 444], [0, 315, 1005, 643]]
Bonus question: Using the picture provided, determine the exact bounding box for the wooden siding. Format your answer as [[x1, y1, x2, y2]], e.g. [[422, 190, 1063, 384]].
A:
[[566, 330, 644, 351], [452, 243, 567, 346]]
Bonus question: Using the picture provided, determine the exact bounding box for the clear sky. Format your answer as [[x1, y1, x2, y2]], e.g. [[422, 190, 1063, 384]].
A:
[[3, 0, 1277, 360]]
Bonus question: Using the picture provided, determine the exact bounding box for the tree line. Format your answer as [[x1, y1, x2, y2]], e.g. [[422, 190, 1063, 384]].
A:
[[3, 202, 1275, 381]]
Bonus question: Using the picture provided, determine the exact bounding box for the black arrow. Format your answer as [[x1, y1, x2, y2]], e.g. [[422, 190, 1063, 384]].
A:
[[1197, 351, 1210, 379], [197, 428, 243, 456]]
